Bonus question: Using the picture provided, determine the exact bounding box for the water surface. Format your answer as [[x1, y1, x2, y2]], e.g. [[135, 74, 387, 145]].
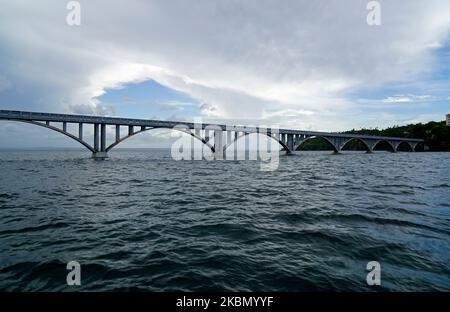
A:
[[0, 149, 449, 291]]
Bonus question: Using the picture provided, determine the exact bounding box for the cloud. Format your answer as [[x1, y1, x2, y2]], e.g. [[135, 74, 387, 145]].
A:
[[427, 41, 443, 49], [198, 103, 218, 116], [0, 0, 450, 141], [262, 109, 315, 119], [382, 94, 432, 103], [159, 101, 196, 112]]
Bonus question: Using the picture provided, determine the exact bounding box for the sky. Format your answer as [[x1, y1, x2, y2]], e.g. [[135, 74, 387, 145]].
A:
[[0, 0, 449, 148]]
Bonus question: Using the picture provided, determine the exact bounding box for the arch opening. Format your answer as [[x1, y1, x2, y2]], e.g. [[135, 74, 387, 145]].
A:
[[0, 119, 95, 152], [413, 142, 424, 152], [373, 140, 395, 152], [106, 126, 215, 153], [396, 141, 413, 152], [223, 132, 291, 154], [296, 136, 338, 153], [341, 138, 371, 152]]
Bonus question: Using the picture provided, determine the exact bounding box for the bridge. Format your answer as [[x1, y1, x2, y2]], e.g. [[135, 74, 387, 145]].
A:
[[0, 109, 423, 158]]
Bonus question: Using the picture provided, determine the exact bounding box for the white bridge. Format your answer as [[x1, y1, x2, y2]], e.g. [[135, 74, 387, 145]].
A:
[[0, 109, 423, 158]]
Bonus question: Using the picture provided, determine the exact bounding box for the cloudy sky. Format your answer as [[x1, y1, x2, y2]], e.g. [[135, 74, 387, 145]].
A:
[[0, 0, 449, 148]]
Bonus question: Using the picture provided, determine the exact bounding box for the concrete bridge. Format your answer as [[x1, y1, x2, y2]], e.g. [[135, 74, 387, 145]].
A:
[[0, 109, 423, 158]]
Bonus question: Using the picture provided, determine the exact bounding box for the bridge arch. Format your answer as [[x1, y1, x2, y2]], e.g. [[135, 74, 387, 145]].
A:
[[106, 126, 215, 153], [222, 131, 291, 154], [396, 141, 414, 152], [340, 137, 371, 152], [413, 142, 424, 152], [0, 119, 95, 152], [295, 136, 339, 153], [372, 140, 395, 152]]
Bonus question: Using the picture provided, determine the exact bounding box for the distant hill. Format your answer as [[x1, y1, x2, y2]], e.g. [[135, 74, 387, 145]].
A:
[[298, 120, 450, 151], [344, 120, 450, 151]]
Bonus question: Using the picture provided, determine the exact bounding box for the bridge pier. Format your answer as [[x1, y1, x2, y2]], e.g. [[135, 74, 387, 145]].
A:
[[94, 123, 99, 152], [92, 123, 109, 159], [287, 134, 294, 153], [213, 129, 224, 159], [115, 125, 120, 142], [78, 123, 83, 140], [101, 124, 106, 152], [92, 151, 108, 159]]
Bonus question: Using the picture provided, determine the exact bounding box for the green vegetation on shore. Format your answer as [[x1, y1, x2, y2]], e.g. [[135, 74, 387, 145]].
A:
[[298, 120, 450, 151]]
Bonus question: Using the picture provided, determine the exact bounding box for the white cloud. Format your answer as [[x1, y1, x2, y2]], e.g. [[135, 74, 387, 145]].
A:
[[427, 41, 443, 49], [382, 94, 432, 103], [0, 0, 450, 139], [262, 109, 315, 119], [159, 101, 196, 112]]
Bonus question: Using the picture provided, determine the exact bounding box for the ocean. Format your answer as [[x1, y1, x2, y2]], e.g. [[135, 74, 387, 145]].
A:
[[0, 149, 449, 291]]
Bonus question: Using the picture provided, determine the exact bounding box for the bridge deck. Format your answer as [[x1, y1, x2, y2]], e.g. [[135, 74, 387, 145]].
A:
[[0, 109, 423, 142]]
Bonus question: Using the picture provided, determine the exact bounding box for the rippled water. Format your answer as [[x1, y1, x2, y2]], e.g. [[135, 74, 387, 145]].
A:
[[0, 149, 449, 291]]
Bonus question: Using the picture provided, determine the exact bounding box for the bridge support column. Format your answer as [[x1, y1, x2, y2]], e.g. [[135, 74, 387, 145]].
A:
[[234, 131, 240, 160], [324, 136, 343, 154], [213, 130, 223, 159], [389, 141, 399, 153], [249, 129, 257, 160], [364, 139, 376, 153], [101, 124, 106, 152], [92, 123, 108, 159], [115, 125, 120, 142], [225, 130, 232, 159], [205, 130, 210, 144], [287, 134, 294, 154], [92, 151, 108, 159], [192, 128, 202, 160], [94, 123, 99, 152], [333, 142, 342, 154], [78, 123, 83, 140], [294, 134, 300, 149]]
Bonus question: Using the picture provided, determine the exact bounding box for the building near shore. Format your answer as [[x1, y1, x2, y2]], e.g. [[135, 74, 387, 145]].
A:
[[447, 114, 450, 126]]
